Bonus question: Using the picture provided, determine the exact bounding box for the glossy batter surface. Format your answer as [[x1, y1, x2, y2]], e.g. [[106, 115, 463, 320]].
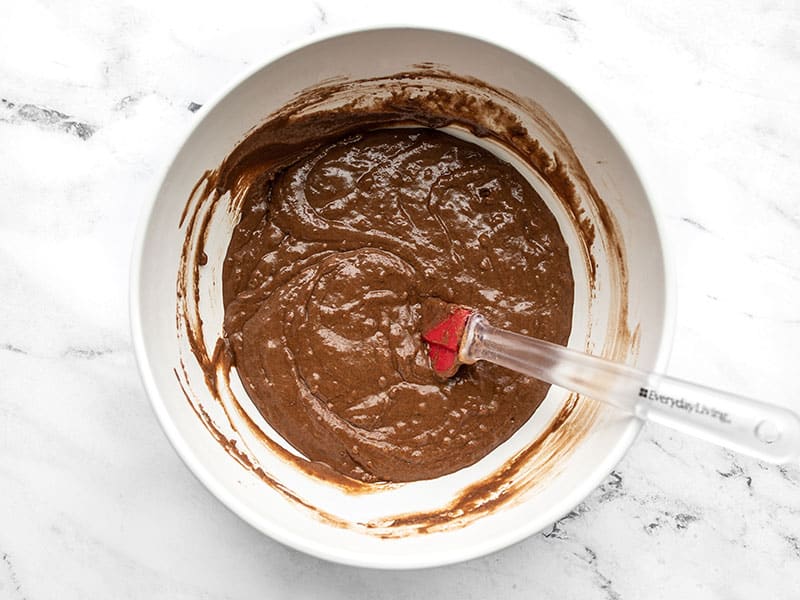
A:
[[222, 128, 574, 482]]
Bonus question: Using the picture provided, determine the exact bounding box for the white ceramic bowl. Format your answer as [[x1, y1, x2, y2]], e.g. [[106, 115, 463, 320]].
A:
[[131, 28, 673, 568]]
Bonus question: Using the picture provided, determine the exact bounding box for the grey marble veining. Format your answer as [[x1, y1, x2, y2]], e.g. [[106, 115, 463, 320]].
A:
[[1, 0, 799, 598]]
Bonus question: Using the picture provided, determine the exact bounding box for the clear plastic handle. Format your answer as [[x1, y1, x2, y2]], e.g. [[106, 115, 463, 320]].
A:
[[460, 314, 800, 463]]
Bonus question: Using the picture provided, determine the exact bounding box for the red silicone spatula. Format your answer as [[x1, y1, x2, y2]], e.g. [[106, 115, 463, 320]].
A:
[[422, 306, 800, 464]]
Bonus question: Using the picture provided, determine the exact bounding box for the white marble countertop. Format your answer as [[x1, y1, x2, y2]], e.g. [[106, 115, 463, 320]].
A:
[[2, 1, 799, 598]]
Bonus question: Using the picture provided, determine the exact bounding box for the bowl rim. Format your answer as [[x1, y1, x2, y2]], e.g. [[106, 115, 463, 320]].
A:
[[129, 25, 677, 569]]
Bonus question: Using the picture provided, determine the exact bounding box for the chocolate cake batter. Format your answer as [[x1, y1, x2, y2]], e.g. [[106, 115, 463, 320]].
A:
[[222, 127, 574, 483]]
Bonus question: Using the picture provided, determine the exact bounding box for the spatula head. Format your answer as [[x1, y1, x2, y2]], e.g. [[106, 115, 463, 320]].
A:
[[422, 306, 473, 378]]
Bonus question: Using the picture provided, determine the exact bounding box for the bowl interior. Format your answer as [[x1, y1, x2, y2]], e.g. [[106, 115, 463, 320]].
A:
[[132, 28, 670, 568]]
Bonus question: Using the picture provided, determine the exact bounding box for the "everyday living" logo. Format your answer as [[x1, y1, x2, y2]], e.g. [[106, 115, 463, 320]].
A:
[[639, 387, 731, 424]]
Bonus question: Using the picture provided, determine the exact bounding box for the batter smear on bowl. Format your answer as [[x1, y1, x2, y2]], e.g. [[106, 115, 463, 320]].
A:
[[222, 127, 574, 483]]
